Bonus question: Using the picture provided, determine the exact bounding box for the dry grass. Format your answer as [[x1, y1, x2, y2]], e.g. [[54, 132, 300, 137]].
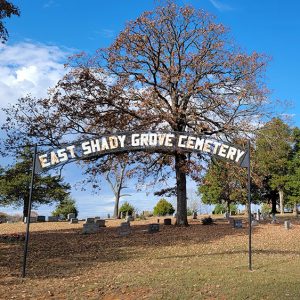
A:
[[1, 216, 300, 299]]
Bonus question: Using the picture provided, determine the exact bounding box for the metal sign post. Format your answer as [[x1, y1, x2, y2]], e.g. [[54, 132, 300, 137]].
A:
[[247, 140, 252, 271], [22, 144, 37, 278]]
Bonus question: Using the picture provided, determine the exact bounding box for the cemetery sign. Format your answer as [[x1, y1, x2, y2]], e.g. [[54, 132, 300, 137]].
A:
[[37, 131, 248, 171]]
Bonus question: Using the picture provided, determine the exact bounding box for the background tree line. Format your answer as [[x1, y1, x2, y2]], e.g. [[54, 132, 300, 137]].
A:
[[199, 118, 300, 216]]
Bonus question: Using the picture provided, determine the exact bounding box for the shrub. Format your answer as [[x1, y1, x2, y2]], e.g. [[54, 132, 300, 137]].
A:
[[52, 197, 78, 219], [119, 201, 135, 216], [153, 199, 175, 216], [213, 203, 238, 214], [201, 216, 213, 225]]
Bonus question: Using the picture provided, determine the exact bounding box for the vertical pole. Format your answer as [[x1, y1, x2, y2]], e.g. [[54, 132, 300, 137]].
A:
[[22, 144, 37, 278], [247, 139, 252, 271]]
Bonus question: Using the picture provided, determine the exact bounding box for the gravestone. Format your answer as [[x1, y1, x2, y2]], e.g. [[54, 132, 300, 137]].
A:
[[94, 216, 101, 220], [67, 213, 76, 221], [95, 219, 106, 227], [107, 213, 110, 219], [271, 213, 277, 224], [164, 218, 172, 225], [284, 220, 291, 230], [192, 212, 197, 219], [125, 215, 134, 222], [37, 216, 46, 222], [48, 216, 59, 222], [224, 212, 230, 220], [256, 209, 261, 221], [82, 223, 99, 234], [86, 217, 95, 224], [24, 217, 37, 223], [251, 220, 259, 226], [70, 218, 78, 224], [148, 223, 160, 233], [118, 222, 131, 236], [233, 219, 243, 228]]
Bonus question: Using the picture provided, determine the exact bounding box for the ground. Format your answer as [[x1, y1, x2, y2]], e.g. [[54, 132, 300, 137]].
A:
[[1, 216, 300, 300]]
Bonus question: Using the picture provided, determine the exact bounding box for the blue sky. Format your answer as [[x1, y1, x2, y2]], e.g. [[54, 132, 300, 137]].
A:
[[0, 0, 299, 217]]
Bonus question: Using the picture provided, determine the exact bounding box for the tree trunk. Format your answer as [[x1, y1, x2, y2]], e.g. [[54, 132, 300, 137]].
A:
[[175, 153, 188, 226], [271, 197, 277, 215], [279, 189, 284, 215], [113, 193, 120, 219], [226, 200, 231, 213]]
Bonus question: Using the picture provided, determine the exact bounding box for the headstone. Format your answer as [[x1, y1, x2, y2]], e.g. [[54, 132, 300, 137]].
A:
[[67, 213, 76, 221], [224, 212, 230, 219], [95, 219, 106, 227], [233, 219, 243, 228], [148, 223, 160, 233], [118, 222, 131, 236], [125, 215, 134, 222], [94, 216, 101, 220], [86, 217, 95, 224], [24, 217, 37, 223], [164, 218, 172, 225], [82, 223, 99, 234], [37, 216, 46, 222], [271, 213, 277, 224], [192, 212, 197, 219], [107, 213, 110, 219], [256, 210, 261, 221], [48, 216, 59, 222], [284, 220, 291, 230], [70, 218, 79, 224], [251, 220, 259, 226]]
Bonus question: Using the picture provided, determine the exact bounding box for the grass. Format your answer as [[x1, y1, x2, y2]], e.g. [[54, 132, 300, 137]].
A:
[[1, 216, 300, 299]]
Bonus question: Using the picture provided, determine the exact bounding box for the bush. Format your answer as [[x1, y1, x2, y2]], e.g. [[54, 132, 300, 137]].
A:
[[52, 197, 78, 219], [153, 199, 175, 216], [213, 203, 225, 214], [187, 207, 193, 216], [119, 201, 135, 216], [201, 216, 214, 225], [213, 203, 238, 215]]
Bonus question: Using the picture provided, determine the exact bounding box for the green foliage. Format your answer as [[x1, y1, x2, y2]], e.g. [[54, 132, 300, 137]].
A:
[[285, 127, 300, 206], [0, 148, 71, 218], [213, 203, 237, 214], [186, 207, 193, 216], [52, 196, 78, 219], [255, 118, 291, 191], [199, 160, 246, 209], [213, 203, 226, 214], [153, 198, 175, 216], [260, 203, 271, 214], [119, 201, 135, 216]]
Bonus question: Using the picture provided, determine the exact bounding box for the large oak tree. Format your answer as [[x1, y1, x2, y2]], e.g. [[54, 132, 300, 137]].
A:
[[2, 3, 269, 225]]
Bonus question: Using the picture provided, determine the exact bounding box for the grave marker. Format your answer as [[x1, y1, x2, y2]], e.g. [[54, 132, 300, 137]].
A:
[[148, 223, 160, 233], [118, 222, 131, 236]]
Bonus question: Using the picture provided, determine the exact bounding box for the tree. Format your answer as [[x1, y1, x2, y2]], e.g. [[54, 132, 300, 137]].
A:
[[119, 201, 134, 217], [254, 118, 291, 214], [84, 155, 134, 218], [0, 0, 20, 43], [153, 198, 175, 216], [0, 148, 71, 219], [199, 160, 247, 213], [2, 2, 269, 226], [285, 127, 300, 215], [52, 196, 78, 219]]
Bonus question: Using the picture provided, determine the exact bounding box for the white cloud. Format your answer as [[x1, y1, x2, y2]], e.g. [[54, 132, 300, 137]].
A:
[[0, 42, 72, 122], [209, 0, 233, 12]]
